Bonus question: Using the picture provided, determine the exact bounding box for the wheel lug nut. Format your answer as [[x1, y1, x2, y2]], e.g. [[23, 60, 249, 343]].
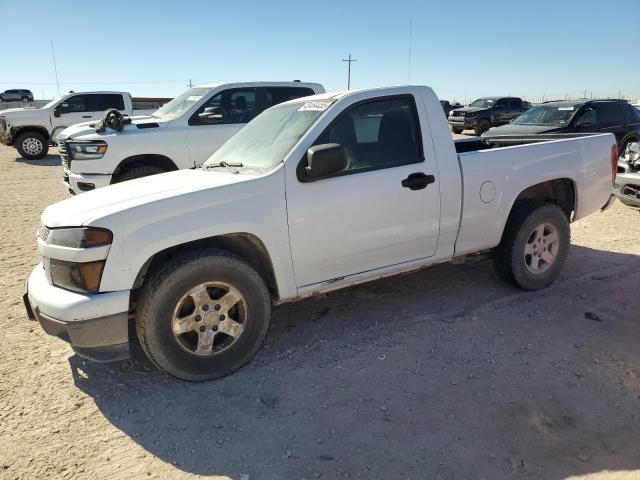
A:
[[202, 304, 209, 311], [212, 326, 218, 332], [214, 304, 221, 311], [195, 315, 202, 322], [219, 315, 225, 321], [199, 326, 206, 332]]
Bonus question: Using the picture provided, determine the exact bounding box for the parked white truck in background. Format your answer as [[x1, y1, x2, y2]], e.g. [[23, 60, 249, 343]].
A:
[[24, 85, 616, 381], [57, 81, 324, 194], [0, 91, 144, 159]]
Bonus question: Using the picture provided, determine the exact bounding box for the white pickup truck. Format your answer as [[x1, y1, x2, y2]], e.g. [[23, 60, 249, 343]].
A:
[[0, 91, 142, 159], [24, 85, 617, 381], [57, 81, 324, 194]]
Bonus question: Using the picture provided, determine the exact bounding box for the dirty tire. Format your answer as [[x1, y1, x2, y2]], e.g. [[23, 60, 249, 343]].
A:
[[451, 126, 463, 134], [474, 119, 490, 136], [116, 165, 165, 183], [493, 202, 570, 290], [15, 132, 48, 160], [135, 249, 271, 381]]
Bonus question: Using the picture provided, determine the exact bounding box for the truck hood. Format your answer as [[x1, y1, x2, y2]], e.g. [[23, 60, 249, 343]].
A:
[[41, 168, 258, 227], [59, 116, 167, 141], [0, 107, 48, 122], [483, 124, 559, 136], [451, 106, 488, 115]]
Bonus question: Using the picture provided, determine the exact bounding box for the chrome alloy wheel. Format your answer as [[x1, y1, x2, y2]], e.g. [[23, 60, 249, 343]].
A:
[[172, 282, 247, 357], [524, 222, 559, 274], [22, 137, 44, 156]]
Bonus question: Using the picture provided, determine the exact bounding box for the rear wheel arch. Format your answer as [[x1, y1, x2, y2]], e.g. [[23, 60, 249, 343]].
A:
[[112, 154, 178, 183], [509, 178, 576, 220], [131, 233, 279, 303]]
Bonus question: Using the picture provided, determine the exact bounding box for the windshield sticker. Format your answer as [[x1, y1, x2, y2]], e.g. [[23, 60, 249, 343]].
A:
[[298, 101, 332, 112], [187, 96, 203, 102], [558, 107, 574, 111]]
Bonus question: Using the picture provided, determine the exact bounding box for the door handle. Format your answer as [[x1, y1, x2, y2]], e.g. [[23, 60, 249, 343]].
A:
[[82, 115, 91, 118], [401, 172, 435, 190]]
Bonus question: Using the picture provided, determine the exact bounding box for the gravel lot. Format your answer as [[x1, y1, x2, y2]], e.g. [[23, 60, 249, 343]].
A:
[[0, 144, 639, 480]]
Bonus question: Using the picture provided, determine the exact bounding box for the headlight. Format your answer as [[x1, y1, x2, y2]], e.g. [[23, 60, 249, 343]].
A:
[[68, 141, 108, 160], [46, 227, 113, 248], [467, 112, 477, 118], [44, 258, 105, 293]]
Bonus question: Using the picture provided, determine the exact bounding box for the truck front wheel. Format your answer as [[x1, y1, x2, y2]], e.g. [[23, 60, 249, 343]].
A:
[[135, 249, 271, 381], [492, 202, 570, 290], [116, 165, 165, 183], [451, 126, 463, 134], [15, 132, 49, 160], [474, 119, 490, 136]]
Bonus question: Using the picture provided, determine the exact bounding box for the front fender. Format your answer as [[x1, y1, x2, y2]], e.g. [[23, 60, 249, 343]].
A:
[[95, 168, 298, 300]]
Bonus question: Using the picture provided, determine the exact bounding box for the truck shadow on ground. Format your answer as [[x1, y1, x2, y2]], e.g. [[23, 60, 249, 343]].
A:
[[15, 152, 61, 167], [69, 245, 640, 480]]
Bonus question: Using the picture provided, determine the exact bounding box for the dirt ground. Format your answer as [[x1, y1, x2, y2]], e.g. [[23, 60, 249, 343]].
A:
[[0, 143, 639, 480]]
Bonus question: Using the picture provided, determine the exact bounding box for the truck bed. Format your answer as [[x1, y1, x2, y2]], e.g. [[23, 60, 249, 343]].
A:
[[453, 133, 615, 256]]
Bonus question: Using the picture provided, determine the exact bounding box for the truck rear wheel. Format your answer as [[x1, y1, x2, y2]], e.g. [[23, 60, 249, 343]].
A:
[[15, 132, 48, 160], [451, 126, 463, 134], [116, 165, 165, 183], [493, 202, 570, 290], [135, 249, 271, 381]]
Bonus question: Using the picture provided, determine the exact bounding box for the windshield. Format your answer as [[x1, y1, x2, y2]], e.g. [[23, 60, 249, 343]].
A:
[[152, 87, 211, 120], [41, 98, 60, 109], [202, 100, 332, 172], [469, 98, 496, 108], [512, 105, 580, 126]]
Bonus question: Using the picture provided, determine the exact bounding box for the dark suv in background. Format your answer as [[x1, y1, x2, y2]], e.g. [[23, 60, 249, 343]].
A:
[[448, 96, 529, 136], [0, 89, 34, 103], [482, 99, 640, 151]]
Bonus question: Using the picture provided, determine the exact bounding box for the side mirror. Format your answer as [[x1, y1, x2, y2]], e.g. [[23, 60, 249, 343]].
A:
[[55, 103, 70, 116], [198, 106, 223, 124], [305, 143, 347, 180], [576, 120, 592, 129]]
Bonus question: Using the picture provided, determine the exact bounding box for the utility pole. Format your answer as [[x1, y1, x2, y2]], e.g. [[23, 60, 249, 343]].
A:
[[342, 54, 357, 90], [50, 40, 61, 98], [187, 79, 194, 88]]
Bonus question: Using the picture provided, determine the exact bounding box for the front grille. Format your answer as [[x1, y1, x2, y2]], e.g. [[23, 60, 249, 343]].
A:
[[451, 111, 464, 118], [622, 184, 640, 199], [37, 224, 49, 242], [58, 141, 71, 168]]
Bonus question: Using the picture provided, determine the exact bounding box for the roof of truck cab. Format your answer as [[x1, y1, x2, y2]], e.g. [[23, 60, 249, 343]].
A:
[[194, 81, 323, 90]]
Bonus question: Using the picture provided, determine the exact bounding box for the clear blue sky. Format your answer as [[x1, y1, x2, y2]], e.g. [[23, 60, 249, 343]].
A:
[[1, 0, 638, 102]]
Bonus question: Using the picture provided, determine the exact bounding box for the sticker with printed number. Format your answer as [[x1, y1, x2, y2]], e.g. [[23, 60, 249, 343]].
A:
[[187, 96, 203, 101], [557, 107, 574, 111], [298, 101, 332, 112]]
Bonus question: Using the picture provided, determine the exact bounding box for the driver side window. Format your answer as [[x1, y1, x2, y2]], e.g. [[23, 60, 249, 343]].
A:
[[64, 95, 91, 112], [312, 96, 422, 175], [191, 88, 257, 125], [575, 108, 596, 127]]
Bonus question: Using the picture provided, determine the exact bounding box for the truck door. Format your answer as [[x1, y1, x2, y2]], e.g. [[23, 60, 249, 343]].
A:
[[507, 99, 523, 121], [94, 93, 127, 117], [186, 88, 259, 166], [492, 99, 509, 125], [285, 95, 441, 288], [50, 94, 96, 138]]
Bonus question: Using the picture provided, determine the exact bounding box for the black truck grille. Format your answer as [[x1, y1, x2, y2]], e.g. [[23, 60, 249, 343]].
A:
[[58, 141, 71, 168]]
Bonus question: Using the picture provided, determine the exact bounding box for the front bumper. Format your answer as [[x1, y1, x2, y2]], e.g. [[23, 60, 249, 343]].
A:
[[614, 172, 640, 208], [25, 262, 131, 362], [63, 168, 112, 195], [449, 117, 478, 129], [0, 130, 12, 146]]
